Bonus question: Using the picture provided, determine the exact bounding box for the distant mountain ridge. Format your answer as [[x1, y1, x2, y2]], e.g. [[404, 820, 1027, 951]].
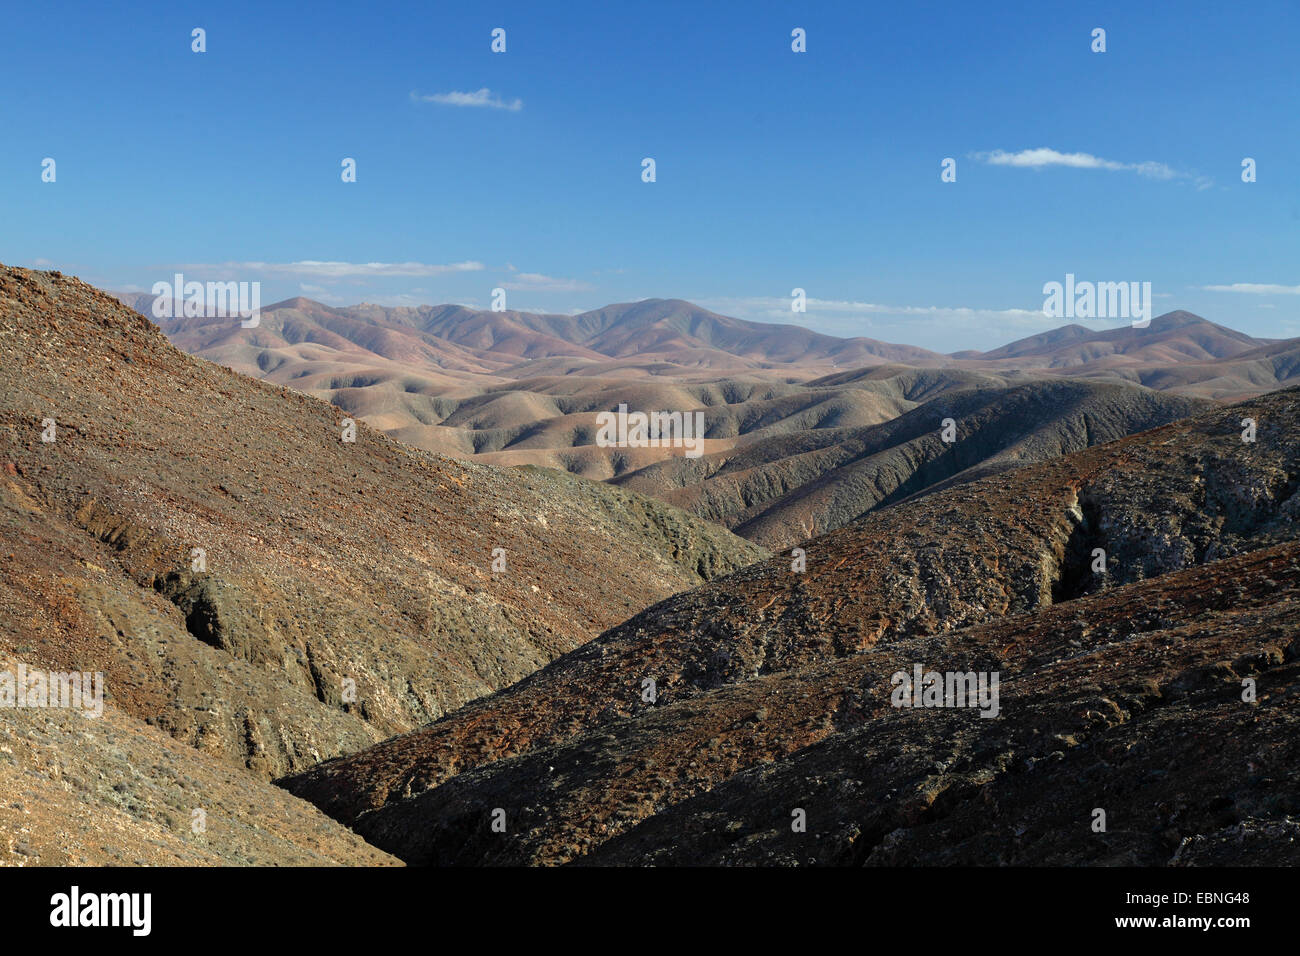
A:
[[124, 291, 1277, 359], [964, 310, 1271, 366], [289, 295, 952, 368], [120, 290, 1296, 395]]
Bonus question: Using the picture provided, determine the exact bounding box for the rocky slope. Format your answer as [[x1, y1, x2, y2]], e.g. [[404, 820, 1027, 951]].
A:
[[0, 265, 764, 782], [0, 651, 400, 866], [586, 541, 1300, 866], [282, 387, 1300, 864]]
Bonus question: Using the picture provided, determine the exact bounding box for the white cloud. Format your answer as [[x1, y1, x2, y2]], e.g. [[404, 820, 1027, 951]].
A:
[[501, 272, 594, 292], [177, 260, 485, 279], [411, 88, 522, 111], [1203, 283, 1300, 295], [977, 148, 1133, 172], [971, 147, 1208, 186]]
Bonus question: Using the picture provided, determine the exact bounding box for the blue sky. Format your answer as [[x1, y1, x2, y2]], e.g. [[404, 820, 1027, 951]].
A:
[[2, 0, 1297, 350]]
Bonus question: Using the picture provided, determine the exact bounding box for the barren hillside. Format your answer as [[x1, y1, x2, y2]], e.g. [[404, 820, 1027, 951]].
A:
[[1, 266, 764, 784], [283, 387, 1300, 865]]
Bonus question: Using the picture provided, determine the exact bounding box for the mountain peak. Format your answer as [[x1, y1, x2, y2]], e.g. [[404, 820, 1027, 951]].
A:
[[265, 295, 329, 312], [1147, 309, 1212, 329]]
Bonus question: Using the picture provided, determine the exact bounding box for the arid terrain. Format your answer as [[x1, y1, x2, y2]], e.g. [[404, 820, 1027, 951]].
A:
[[3, 264, 1297, 866], [129, 292, 1296, 549]]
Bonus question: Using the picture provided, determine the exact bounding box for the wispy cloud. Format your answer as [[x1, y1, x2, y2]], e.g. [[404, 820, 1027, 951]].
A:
[[1203, 283, 1300, 295], [501, 272, 593, 293], [298, 283, 346, 304], [176, 260, 485, 279], [410, 88, 522, 111], [971, 147, 1211, 188]]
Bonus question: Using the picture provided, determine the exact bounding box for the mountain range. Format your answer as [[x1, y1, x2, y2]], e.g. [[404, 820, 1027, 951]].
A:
[[125, 293, 1299, 398]]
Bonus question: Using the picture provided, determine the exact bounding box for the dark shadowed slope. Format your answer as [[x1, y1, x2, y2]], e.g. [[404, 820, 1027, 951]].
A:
[[585, 541, 1300, 865]]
